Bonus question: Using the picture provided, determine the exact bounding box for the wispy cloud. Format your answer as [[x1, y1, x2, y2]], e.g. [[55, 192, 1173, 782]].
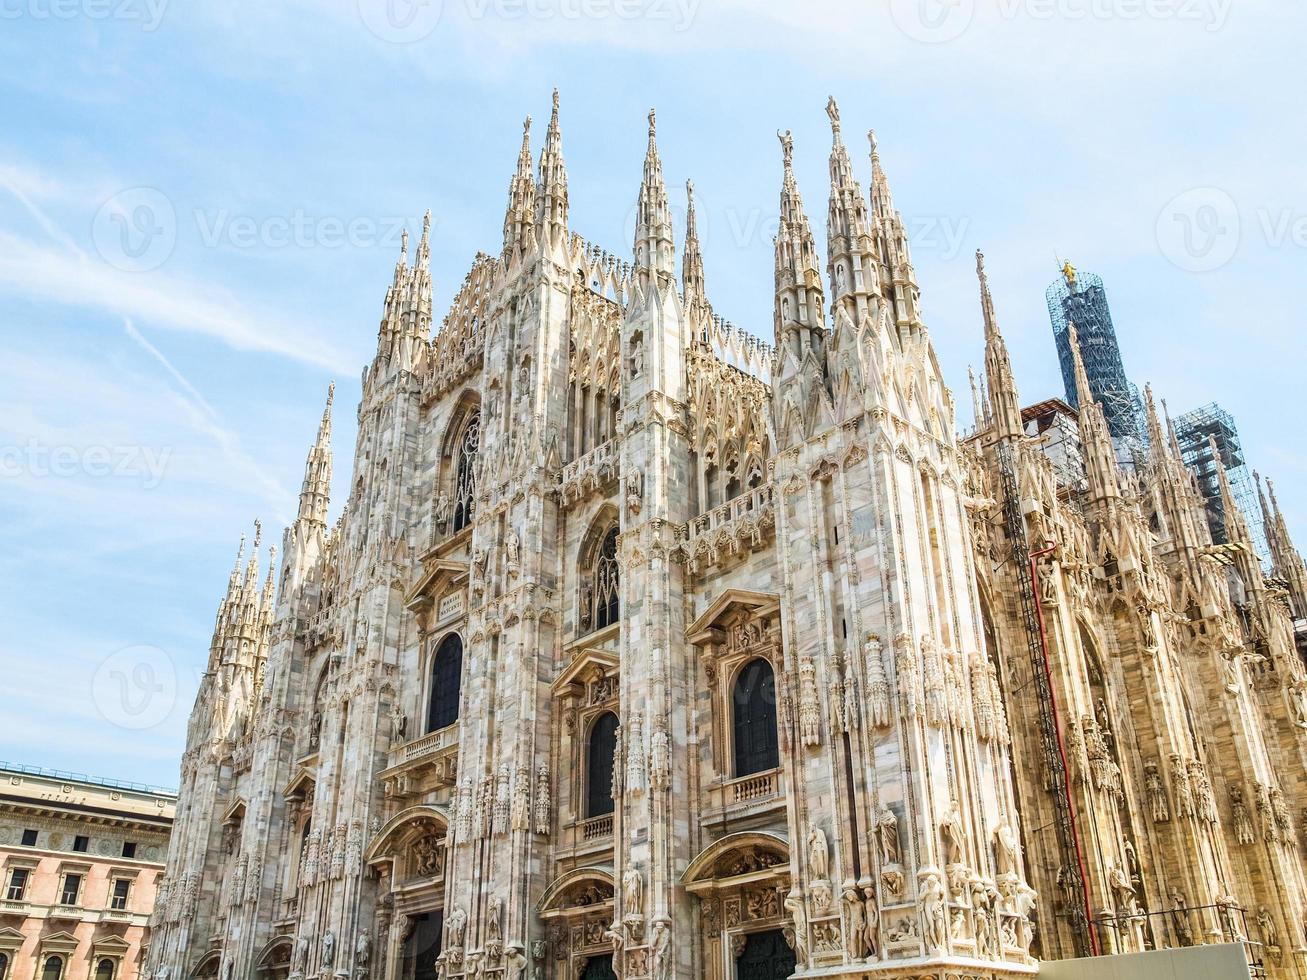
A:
[[0, 229, 351, 370]]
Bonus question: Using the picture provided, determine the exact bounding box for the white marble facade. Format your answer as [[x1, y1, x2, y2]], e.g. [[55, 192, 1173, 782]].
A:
[[149, 95, 1307, 980]]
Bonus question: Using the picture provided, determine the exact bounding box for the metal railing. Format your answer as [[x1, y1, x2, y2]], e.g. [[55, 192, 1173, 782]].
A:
[[0, 761, 176, 797], [1088, 902, 1266, 978]]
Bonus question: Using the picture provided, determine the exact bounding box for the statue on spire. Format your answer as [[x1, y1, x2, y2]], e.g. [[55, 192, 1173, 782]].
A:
[[826, 96, 841, 134]]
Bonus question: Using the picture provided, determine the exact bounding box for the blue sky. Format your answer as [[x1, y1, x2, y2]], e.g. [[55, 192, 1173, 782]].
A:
[[1, 0, 1303, 789]]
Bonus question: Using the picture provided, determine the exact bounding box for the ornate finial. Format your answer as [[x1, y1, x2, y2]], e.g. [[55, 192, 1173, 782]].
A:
[[826, 96, 841, 134], [778, 129, 794, 167], [648, 108, 657, 136], [552, 88, 560, 111], [326, 380, 335, 409]]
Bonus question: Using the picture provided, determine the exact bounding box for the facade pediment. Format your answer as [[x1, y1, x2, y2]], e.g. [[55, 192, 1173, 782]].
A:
[[683, 831, 790, 891], [281, 766, 316, 802], [552, 645, 620, 697], [405, 558, 470, 618], [39, 930, 80, 955], [538, 867, 616, 915], [687, 589, 780, 644]]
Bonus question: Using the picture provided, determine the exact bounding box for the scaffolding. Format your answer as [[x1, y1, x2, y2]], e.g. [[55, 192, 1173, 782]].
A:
[[1047, 267, 1146, 458], [1173, 403, 1270, 563]]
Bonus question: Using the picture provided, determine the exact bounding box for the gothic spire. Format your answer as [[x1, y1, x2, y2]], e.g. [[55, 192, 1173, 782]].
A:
[[1143, 384, 1167, 455], [298, 381, 334, 527], [977, 251, 1023, 442], [1209, 435, 1253, 550], [535, 89, 569, 253], [409, 210, 433, 336], [682, 178, 706, 317], [865, 129, 921, 341], [503, 115, 536, 260], [227, 532, 246, 595], [634, 108, 675, 286], [415, 209, 431, 269], [773, 129, 826, 359], [377, 228, 409, 358], [968, 366, 989, 431], [260, 544, 277, 614], [868, 129, 896, 225], [1261, 474, 1307, 616], [825, 98, 875, 319], [243, 519, 263, 592], [1069, 322, 1120, 502], [395, 228, 409, 280]]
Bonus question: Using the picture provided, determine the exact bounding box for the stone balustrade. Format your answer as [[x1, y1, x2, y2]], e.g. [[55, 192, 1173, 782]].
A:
[[675, 484, 776, 575]]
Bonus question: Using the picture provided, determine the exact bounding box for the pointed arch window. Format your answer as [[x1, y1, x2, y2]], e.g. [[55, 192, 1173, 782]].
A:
[[453, 411, 481, 533], [594, 527, 620, 630], [427, 633, 464, 732], [586, 711, 619, 817], [733, 658, 779, 776]]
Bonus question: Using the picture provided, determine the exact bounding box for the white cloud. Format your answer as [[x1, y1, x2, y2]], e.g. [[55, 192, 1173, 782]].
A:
[[0, 230, 352, 370]]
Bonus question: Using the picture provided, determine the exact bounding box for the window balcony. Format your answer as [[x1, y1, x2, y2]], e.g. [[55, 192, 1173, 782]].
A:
[[730, 770, 779, 804], [675, 485, 776, 576], [581, 815, 613, 841], [702, 768, 785, 830], [560, 439, 618, 505], [380, 723, 459, 797]]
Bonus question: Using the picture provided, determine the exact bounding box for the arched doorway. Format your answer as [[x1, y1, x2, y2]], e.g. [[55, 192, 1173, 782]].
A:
[[736, 930, 794, 980], [579, 954, 617, 980], [403, 911, 443, 979]]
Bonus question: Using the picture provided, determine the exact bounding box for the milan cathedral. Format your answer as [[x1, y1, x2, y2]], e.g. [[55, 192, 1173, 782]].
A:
[[150, 94, 1307, 980]]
